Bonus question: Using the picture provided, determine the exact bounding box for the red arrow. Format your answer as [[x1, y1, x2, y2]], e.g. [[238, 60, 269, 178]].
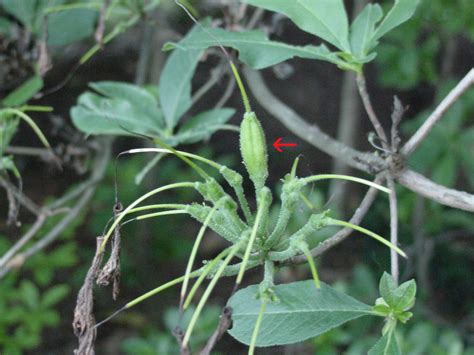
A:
[[273, 137, 297, 152]]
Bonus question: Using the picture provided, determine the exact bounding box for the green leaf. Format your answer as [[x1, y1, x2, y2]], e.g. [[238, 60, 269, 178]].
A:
[[1, 0, 37, 28], [159, 25, 203, 130], [368, 331, 401, 355], [1, 76, 43, 107], [41, 284, 69, 308], [350, 4, 383, 58], [19, 281, 40, 310], [71, 81, 164, 137], [227, 280, 373, 347], [166, 27, 343, 70], [371, 0, 420, 46], [176, 108, 235, 144], [379, 273, 416, 313], [379, 272, 397, 307], [244, 0, 350, 52], [47, 9, 96, 46]]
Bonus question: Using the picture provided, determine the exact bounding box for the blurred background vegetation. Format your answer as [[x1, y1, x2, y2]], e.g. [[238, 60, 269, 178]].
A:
[[0, 0, 473, 353]]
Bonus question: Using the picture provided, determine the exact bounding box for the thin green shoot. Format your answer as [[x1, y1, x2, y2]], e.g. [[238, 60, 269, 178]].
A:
[[122, 148, 222, 170], [236, 203, 265, 284], [100, 182, 195, 251], [290, 156, 300, 178], [328, 218, 407, 258], [303, 174, 390, 194], [125, 269, 202, 309], [183, 247, 231, 310], [123, 204, 188, 215], [153, 136, 210, 180], [96, 269, 203, 328], [2, 109, 51, 148], [230, 62, 251, 113], [182, 245, 240, 348], [180, 205, 218, 311], [299, 243, 321, 289], [43, 2, 102, 14], [249, 299, 267, 355], [122, 210, 188, 226], [19, 105, 53, 112]]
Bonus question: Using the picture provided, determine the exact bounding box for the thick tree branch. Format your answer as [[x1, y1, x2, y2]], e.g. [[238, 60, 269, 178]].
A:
[[397, 169, 474, 212], [243, 68, 474, 212], [402, 68, 474, 156]]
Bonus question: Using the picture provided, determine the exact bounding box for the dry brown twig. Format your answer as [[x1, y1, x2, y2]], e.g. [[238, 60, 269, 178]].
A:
[[73, 237, 104, 355]]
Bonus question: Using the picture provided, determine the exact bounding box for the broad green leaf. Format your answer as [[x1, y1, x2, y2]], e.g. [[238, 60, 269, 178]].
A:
[[1, 0, 37, 28], [159, 26, 203, 130], [350, 4, 383, 58], [70, 87, 163, 137], [176, 108, 235, 144], [379, 272, 397, 307], [227, 280, 373, 346], [41, 284, 69, 308], [379, 273, 416, 313], [390, 280, 416, 312], [368, 331, 401, 355], [90, 81, 165, 128], [166, 28, 343, 70], [244, 0, 350, 52], [0, 114, 19, 152], [371, 0, 420, 46], [1, 76, 43, 107], [47, 8, 96, 46]]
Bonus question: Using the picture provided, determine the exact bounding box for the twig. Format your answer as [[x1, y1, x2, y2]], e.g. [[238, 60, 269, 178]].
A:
[[73, 237, 104, 355], [191, 63, 226, 106], [215, 73, 236, 109], [387, 177, 398, 284], [397, 169, 474, 212], [402, 68, 474, 156], [0, 177, 43, 216], [199, 306, 232, 355], [0, 213, 47, 269], [0, 138, 111, 278], [287, 175, 383, 265], [356, 72, 390, 149]]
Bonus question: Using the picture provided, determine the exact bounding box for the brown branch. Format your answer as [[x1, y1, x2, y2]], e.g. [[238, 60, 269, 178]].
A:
[[402, 68, 474, 156], [199, 306, 232, 355], [397, 169, 474, 212], [0, 213, 48, 269], [387, 177, 399, 284], [0, 138, 112, 278], [243, 68, 474, 212], [356, 73, 389, 149]]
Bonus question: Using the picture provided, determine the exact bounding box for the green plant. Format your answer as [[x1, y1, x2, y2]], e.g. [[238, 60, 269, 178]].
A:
[[79, 1, 433, 353]]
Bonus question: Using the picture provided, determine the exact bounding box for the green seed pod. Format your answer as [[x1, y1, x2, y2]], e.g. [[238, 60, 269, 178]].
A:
[[240, 112, 268, 190]]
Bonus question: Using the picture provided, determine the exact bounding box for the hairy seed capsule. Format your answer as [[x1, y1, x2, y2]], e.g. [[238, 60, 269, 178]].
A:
[[240, 112, 268, 189]]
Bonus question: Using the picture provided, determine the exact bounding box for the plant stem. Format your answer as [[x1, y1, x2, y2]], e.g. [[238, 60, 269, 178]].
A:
[[249, 299, 267, 355], [100, 182, 195, 251], [180, 206, 218, 310], [183, 246, 240, 348], [302, 174, 390, 194]]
